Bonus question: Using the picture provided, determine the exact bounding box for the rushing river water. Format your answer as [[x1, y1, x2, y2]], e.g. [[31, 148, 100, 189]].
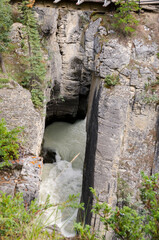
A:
[[39, 120, 86, 237]]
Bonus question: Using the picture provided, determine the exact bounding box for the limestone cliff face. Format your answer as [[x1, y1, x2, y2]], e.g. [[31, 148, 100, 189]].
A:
[[0, 22, 46, 203], [89, 40, 159, 237], [84, 14, 159, 237], [34, 5, 159, 235], [93, 38, 159, 204], [0, 81, 44, 156], [0, 80, 44, 203], [35, 6, 101, 123], [1, 2, 159, 233]]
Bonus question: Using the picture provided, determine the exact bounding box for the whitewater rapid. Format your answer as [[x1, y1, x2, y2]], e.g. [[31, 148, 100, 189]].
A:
[[39, 120, 86, 237]]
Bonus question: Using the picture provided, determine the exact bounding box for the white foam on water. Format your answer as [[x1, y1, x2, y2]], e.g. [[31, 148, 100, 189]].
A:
[[39, 119, 86, 237]]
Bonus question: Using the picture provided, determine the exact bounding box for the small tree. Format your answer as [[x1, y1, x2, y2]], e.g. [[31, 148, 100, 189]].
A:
[[20, 0, 46, 108], [112, 0, 140, 35], [0, 0, 13, 73]]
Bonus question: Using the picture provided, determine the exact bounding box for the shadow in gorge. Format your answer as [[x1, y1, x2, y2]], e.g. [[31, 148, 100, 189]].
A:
[[78, 84, 100, 225]]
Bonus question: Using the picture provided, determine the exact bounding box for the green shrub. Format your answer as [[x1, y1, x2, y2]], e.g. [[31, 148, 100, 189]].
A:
[[31, 88, 44, 108], [82, 173, 159, 240], [0, 191, 35, 237], [104, 74, 119, 88], [0, 192, 84, 239], [0, 77, 10, 89], [143, 77, 159, 104], [112, 0, 140, 35], [0, 192, 54, 239], [74, 222, 97, 240], [109, 206, 144, 240], [0, 78, 9, 84], [0, 118, 22, 168], [144, 77, 159, 92], [140, 172, 159, 239], [143, 94, 159, 104]]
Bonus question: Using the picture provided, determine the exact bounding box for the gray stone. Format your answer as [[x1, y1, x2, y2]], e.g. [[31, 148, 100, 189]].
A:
[[0, 156, 42, 204], [99, 40, 131, 78], [83, 25, 159, 239], [0, 80, 44, 155], [35, 8, 101, 123], [132, 39, 158, 61], [85, 18, 101, 42], [1, 5, 159, 240], [35, 7, 58, 36]]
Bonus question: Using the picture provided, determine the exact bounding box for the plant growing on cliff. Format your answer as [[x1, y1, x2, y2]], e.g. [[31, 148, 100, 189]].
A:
[[0, 192, 53, 238], [0, 77, 10, 89], [112, 0, 140, 35], [77, 173, 159, 240], [143, 77, 159, 104], [143, 94, 159, 105], [0, 118, 22, 168], [0, 191, 84, 239], [117, 177, 132, 208], [74, 222, 97, 240], [19, 0, 46, 108], [0, 0, 13, 73], [140, 172, 159, 239], [104, 74, 119, 88]]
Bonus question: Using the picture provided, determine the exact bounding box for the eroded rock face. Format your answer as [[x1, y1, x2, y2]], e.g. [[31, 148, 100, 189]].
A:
[[1, 4, 159, 237], [35, 7, 101, 123], [92, 38, 159, 205], [34, 7, 159, 237], [0, 81, 44, 156], [84, 33, 159, 238], [0, 21, 47, 204]]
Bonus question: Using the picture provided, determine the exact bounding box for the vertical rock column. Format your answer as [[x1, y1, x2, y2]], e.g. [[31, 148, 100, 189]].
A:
[[84, 37, 159, 239]]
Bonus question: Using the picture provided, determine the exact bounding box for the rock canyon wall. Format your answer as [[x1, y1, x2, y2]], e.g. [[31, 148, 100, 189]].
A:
[[1, 1, 159, 236]]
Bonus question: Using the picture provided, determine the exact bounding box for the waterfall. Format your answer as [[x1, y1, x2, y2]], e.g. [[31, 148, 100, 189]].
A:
[[39, 119, 86, 237]]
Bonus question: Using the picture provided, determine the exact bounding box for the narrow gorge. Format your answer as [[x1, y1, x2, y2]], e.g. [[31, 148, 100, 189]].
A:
[[0, 0, 159, 239]]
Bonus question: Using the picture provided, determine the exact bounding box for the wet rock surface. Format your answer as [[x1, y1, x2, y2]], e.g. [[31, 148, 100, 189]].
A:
[[41, 148, 56, 163]]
